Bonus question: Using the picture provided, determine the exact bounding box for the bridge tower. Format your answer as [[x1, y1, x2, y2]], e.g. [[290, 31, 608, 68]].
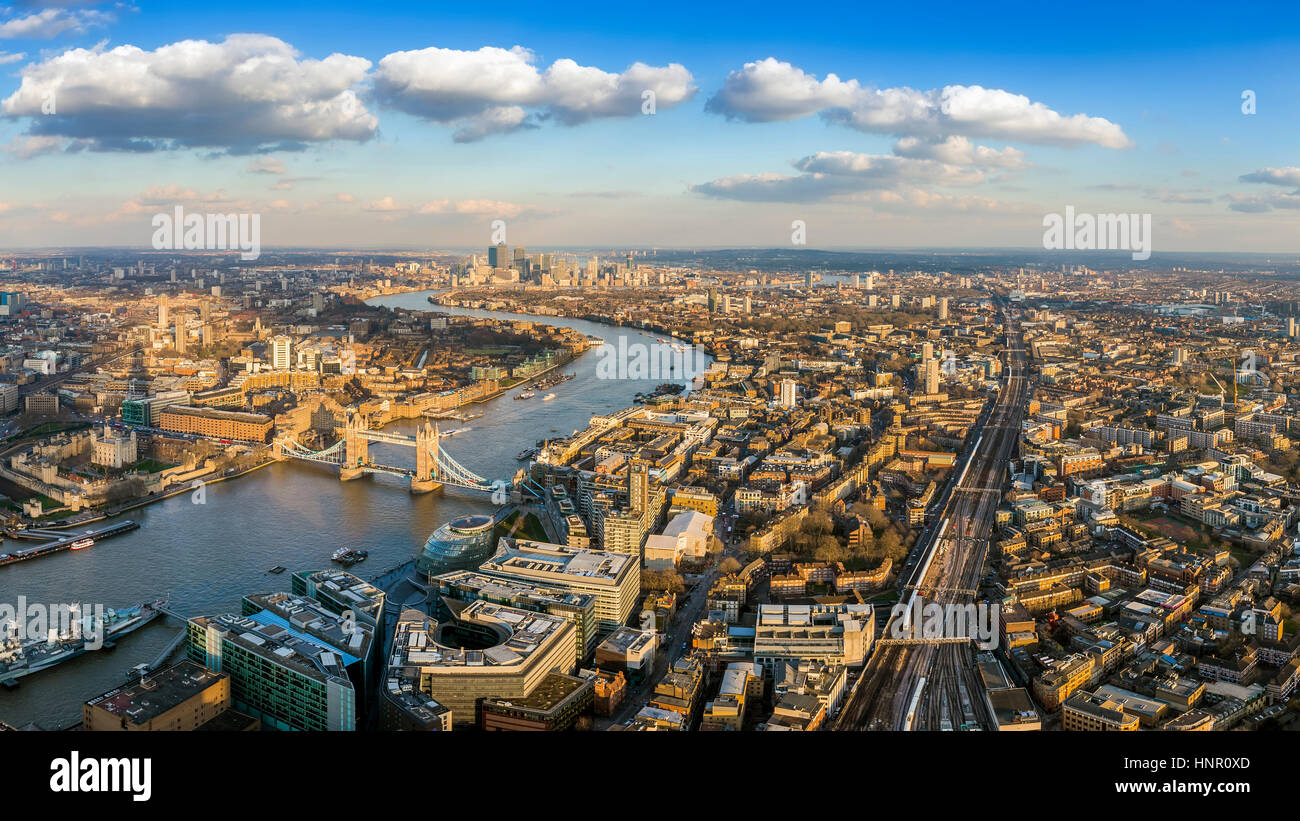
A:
[[340, 412, 370, 481], [410, 422, 443, 494]]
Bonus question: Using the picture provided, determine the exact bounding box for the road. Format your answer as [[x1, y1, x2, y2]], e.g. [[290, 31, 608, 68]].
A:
[[603, 559, 723, 728], [834, 305, 1029, 731]]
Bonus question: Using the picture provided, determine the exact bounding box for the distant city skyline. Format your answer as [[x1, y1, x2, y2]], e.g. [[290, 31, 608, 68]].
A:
[[1, 1, 1299, 252]]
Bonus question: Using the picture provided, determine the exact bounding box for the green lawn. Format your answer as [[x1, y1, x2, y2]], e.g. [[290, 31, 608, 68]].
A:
[[495, 510, 548, 542]]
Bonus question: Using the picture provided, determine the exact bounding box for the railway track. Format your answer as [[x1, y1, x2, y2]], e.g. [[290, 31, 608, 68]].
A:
[[834, 307, 1029, 731]]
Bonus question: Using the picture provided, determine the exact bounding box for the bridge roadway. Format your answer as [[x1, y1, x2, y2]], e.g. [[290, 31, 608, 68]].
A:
[[834, 307, 1029, 731]]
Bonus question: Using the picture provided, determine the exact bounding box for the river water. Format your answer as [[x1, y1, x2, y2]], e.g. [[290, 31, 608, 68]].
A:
[[0, 289, 708, 728]]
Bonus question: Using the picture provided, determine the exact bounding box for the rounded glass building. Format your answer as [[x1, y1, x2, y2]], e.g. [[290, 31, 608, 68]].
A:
[[415, 515, 497, 579]]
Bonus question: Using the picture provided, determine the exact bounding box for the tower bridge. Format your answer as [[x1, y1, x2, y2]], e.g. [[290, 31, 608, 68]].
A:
[[277, 412, 535, 497]]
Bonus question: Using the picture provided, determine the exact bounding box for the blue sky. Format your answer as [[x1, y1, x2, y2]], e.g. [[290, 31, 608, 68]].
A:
[[1, 0, 1299, 253]]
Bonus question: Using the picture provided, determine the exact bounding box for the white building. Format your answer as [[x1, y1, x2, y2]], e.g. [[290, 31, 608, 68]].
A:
[[644, 510, 714, 570], [779, 379, 797, 408], [93, 425, 138, 469], [269, 335, 293, 370], [753, 604, 875, 675]]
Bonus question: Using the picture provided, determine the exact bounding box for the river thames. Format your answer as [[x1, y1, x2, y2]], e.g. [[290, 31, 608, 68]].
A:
[[0, 289, 709, 728]]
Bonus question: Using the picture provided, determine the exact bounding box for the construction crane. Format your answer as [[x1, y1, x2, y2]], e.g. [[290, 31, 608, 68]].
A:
[[1206, 370, 1236, 408]]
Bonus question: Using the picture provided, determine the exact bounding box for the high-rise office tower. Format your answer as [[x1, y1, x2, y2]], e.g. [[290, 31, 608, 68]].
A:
[[924, 358, 940, 395], [270, 335, 292, 370], [629, 460, 650, 515], [779, 379, 797, 408]]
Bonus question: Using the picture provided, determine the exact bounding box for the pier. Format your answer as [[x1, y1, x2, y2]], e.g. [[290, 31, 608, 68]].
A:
[[0, 519, 140, 567]]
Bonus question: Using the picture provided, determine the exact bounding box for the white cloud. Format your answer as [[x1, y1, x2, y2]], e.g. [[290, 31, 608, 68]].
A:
[[354, 196, 531, 218], [1239, 167, 1300, 188], [704, 57, 858, 121], [794, 151, 988, 186], [120, 185, 235, 209], [363, 196, 402, 212], [0, 7, 113, 40], [3, 133, 61, 158], [0, 51, 26, 64], [892, 135, 1026, 169], [1226, 192, 1300, 213], [247, 157, 286, 175], [707, 58, 1131, 149], [689, 171, 864, 202], [1227, 167, 1300, 212], [452, 105, 531, 143], [373, 45, 695, 141], [690, 168, 1018, 210], [691, 135, 1026, 204], [419, 198, 527, 217], [1, 34, 377, 153]]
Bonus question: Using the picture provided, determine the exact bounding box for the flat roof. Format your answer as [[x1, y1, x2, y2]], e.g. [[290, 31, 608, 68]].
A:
[[85, 660, 225, 725], [482, 672, 591, 714]]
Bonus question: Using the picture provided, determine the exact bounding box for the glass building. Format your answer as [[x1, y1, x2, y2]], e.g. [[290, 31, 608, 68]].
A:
[[415, 515, 497, 579]]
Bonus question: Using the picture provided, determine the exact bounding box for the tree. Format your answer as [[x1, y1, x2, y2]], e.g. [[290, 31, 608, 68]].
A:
[[814, 537, 847, 564], [719, 557, 742, 575], [803, 510, 833, 536], [864, 506, 890, 531], [641, 569, 685, 594], [879, 529, 905, 561]]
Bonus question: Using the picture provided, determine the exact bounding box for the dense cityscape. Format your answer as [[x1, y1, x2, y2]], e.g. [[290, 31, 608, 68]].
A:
[[0, 249, 1298, 739]]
